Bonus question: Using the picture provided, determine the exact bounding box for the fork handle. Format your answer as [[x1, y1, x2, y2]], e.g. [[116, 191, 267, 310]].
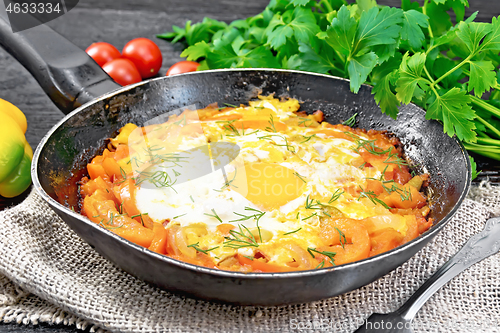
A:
[[398, 216, 500, 321]]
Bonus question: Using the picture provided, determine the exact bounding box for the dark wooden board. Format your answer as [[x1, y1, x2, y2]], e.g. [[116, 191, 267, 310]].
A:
[[0, 0, 499, 331]]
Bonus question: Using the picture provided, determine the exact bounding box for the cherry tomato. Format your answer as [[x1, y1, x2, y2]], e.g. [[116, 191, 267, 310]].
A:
[[166, 61, 200, 76], [122, 38, 162, 79], [102, 58, 142, 86], [85, 42, 121, 67]]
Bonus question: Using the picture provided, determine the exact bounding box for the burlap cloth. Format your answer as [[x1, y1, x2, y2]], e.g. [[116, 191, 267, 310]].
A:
[[0, 182, 499, 333]]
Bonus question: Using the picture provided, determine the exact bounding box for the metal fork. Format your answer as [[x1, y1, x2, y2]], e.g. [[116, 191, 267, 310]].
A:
[[354, 216, 500, 333]]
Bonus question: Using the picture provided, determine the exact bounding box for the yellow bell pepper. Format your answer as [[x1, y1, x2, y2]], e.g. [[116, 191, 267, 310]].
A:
[[0, 98, 32, 198]]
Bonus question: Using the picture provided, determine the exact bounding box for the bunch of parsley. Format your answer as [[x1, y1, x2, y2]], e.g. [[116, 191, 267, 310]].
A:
[[158, 0, 500, 174]]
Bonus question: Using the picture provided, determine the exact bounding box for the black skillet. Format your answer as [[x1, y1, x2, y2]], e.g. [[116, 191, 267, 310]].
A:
[[0, 14, 471, 306]]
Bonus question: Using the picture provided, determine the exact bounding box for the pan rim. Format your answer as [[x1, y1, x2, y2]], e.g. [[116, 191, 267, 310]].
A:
[[31, 68, 472, 279]]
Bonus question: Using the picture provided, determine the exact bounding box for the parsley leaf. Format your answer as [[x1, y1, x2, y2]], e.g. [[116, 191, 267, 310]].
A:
[[426, 88, 477, 142], [265, 7, 320, 51], [481, 17, 500, 52], [348, 52, 378, 93], [395, 52, 430, 104], [321, 5, 404, 92], [290, 0, 312, 6], [371, 53, 402, 118], [157, 18, 228, 47], [355, 6, 404, 55], [373, 71, 400, 119], [180, 41, 211, 61], [469, 155, 480, 181], [322, 5, 357, 59], [425, 1, 453, 37], [297, 41, 342, 75], [456, 21, 493, 55], [207, 36, 280, 69], [401, 10, 429, 50], [468, 61, 497, 97]]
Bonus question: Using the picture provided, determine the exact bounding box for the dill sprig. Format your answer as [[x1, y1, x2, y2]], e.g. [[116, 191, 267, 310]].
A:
[[130, 212, 149, 226], [265, 114, 277, 132], [99, 222, 124, 230], [400, 186, 413, 201], [300, 133, 316, 143], [220, 168, 238, 190], [315, 260, 325, 269], [230, 207, 265, 223], [302, 212, 318, 221], [384, 151, 408, 169], [187, 242, 219, 255], [142, 146, 188, 166], [259, 134, 295, 153], [307, 247, 336, 266], [335, 227, 346, 250], [230, 207, 265, 242], [134, 170, 178, 190], [365, 168, 412, 202], [305, 195, 326, 210], [358, 186, 391, 209], [217, 119, 241, 136], [328, 189, 344, 203], [283, 228, 302, 235], [344, 132, 392, 156], [98, 212, 125, 229], [366, 170, 401, 194], [115, 167, 128, 184], [342, 113, 358, 127], [204, 209, 223, 223], [173, 113, 187, 126], [293, 171, 307, 183], [297, 117, 313, 127], [223, 224, 259, 249]]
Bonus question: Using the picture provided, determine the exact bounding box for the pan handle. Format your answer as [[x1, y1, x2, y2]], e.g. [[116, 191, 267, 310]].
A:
[[0, 10, 120, 114]]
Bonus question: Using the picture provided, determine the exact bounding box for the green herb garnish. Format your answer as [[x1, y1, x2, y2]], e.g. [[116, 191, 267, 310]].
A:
[[187, 242, 219, 255], [307, 247, 336, 266], [204, 209, 223, 223], [223, 224, 259, 249], [342, 113, 358, 127], [283, 228, 302, 235]]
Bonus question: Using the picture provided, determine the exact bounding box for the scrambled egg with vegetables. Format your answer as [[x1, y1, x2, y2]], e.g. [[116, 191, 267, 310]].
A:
[[79, 96, 432, 272]]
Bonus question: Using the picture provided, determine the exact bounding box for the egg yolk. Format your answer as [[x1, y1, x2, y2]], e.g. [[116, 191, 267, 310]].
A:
[[230, 162, 305, 211]]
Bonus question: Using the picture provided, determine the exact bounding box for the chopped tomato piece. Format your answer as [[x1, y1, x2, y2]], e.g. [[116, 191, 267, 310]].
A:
[[87, 163, 107, 180], [383, 185, 426, 209], [148, 222, 168, 255], [369, 228, 403, 256], [237, 254, 296, 272]]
